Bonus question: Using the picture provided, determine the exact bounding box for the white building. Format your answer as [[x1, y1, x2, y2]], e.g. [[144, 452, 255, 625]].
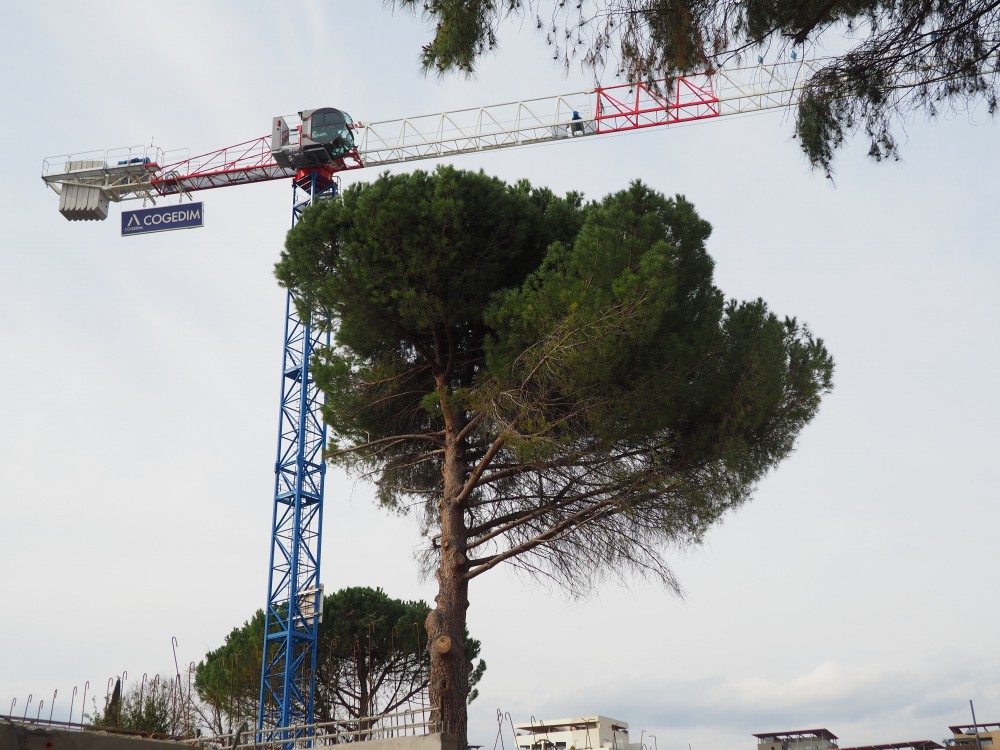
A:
[[514, 716, 632, 750]]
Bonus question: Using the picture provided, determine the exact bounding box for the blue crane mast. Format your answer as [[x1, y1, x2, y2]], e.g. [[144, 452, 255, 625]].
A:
[[258, 182, 329, 738], [256, 107, 359, 741]]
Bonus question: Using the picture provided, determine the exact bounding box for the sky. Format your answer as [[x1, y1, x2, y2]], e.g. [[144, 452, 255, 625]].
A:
[[1, 2, 998, 749]]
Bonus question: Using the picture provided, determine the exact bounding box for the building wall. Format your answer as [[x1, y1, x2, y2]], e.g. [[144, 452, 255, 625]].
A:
[[952, 730, 1000, 748], [515, 716, 630, 750]]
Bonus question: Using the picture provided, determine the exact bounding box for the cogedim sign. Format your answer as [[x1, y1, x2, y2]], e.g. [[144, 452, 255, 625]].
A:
[[122, 203, 204, 236]]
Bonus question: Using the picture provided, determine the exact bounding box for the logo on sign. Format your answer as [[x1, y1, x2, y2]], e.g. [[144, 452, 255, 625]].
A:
[[122, 202, 204, 236]]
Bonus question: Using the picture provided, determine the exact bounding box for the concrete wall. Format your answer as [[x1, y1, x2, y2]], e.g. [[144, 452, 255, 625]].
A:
[[352, 733, 460, 750], [0, 721, 182, 750], [0, 721, 459, 750]]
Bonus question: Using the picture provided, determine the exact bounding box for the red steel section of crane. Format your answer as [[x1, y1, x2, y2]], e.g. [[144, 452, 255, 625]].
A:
[[593, 73, 720, 133], [150, 136, 365, 197], [144, 72, 719, 197]]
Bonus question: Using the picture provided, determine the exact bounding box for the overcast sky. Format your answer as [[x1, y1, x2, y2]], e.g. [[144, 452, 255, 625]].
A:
[[1, 3, 997, 749]]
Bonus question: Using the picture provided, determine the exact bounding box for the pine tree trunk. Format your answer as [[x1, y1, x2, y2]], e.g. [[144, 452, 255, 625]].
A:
[[426, 382, 470, 747]]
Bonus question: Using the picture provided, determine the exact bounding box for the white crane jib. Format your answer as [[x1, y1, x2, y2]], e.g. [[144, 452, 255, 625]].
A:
[[40, 57, 824, 220]]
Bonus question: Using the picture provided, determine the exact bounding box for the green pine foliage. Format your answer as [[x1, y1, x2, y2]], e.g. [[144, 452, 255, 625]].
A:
[[194, 587, 485, 732], [277, 171, 832, 580], [194, 612, 264, 731], [88, 676, 181, 736], [280, 167, 586, 510]]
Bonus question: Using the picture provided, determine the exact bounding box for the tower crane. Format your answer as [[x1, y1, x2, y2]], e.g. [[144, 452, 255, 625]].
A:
[[40, 56, 822, 744]]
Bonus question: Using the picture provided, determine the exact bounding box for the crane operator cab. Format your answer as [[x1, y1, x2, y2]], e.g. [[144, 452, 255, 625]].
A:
[[271, 107, 355, 169]]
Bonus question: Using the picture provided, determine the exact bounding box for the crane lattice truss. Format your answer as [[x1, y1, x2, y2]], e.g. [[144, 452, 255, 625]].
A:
[[257, 172, 333, 741], [40, 56, 825, 741], [41, 58, 823, 202]]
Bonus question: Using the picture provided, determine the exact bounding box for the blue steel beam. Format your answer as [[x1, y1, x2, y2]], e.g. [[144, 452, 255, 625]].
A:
[[258, 171, 337, 744]]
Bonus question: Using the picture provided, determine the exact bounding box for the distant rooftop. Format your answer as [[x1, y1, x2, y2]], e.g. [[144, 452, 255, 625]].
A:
[[840, 741, 944, 750], [755, 730, 840, 742], [950, 724, 1000, 735], [515, 717, 629, 733]]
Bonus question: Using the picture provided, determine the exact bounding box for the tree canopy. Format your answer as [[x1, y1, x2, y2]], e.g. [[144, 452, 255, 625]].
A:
[[390, 0, 1000, 173], [276, 166, 834, 745], [194, 586, 484, 739], [88, 675, 190, 737]]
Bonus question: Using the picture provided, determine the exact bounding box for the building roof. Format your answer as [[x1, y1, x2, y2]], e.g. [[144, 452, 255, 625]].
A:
[[754, 730, 840, 742], [839, 741, 944, 750], [949, 724, 1000, 735], [514, 717, 630, 734]]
